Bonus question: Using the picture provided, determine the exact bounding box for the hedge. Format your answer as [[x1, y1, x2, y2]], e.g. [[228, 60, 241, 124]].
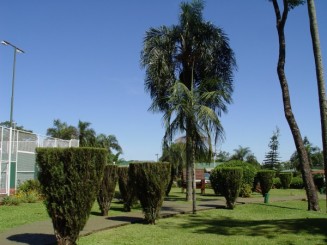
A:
[[97, 165, 118, 216], [36, 147, 107, 245], [210, 167, 243, 209], [218, 160, 257, 197], [290, 176, 304, 189], [257, 170, 275, 196], [129, 162, 170, 224], [279, 173, 293, 189], [117, 166, 136, 212]]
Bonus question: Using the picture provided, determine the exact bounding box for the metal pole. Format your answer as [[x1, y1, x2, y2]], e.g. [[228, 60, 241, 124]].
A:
[[10, 48, 17, 128]]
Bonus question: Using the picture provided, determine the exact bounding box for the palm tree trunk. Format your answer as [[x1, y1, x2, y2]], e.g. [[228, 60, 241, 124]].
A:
[[186, 127, 192, 202], [191, 139, 197, 214], [307, 0, 327, 212], [272, 0, 319, 211]]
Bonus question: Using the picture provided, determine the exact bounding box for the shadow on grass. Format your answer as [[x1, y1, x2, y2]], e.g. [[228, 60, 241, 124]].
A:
[[7, 233, 56, 245], [106, 216, 144, 224], [181, 215, 327, 242]]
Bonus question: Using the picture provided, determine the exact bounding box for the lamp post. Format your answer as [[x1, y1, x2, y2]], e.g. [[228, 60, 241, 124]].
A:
[[1, 40, 25, 128]]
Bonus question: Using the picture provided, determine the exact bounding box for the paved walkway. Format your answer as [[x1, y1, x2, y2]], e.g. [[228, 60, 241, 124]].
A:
[[0, 195, 306, 245]]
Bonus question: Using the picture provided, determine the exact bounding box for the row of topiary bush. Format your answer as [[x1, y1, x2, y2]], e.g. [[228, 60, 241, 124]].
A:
[[210, 167, 277, 208], [36, 148, 171, 245]]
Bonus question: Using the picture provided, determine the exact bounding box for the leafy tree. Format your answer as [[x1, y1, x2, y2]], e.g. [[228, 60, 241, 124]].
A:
[[141, 0, 236, 214], [215, 150, 230, 162], [268, 0, 319, 210], [0, 121, 32, 132], [46, 119, 78, 140], [263, 127, 281, 170], [245, 153, 261, 168], [306, 0, 327, 210], [290, 137, 323, 170]]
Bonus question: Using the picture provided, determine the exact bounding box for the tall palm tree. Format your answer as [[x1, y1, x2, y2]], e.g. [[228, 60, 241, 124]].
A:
[[306, 0, 327, 211], [141, 0, 236, 212], [77, 120, 96, 147], [270, 0, 319, 211]]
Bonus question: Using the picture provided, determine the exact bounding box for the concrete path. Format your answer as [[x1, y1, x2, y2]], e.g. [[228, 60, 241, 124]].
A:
[[0, 195, 306, 245]]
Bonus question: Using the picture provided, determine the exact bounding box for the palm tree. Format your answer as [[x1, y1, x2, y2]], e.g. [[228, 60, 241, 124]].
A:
[[231, 146, 252, 162], [46, 119, 78, 140], [77, 120, 96, 147], [270, 0, 319, 211], [306, 0, 327, 211], [95, 134, 123, 162], [141, 0, 236, 212]]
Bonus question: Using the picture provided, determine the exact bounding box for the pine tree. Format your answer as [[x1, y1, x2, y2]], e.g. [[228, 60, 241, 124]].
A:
[[263, 127, 281, 170]]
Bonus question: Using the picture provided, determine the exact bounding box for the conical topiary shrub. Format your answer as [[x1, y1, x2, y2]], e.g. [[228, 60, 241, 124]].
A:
[[97, 164, 118, 216], [36, 147, 107, 245], [257, 170, 276, 203], [129, 162, 170, 224], [210, 167, 243, 209], [117, 166, 136, 212]]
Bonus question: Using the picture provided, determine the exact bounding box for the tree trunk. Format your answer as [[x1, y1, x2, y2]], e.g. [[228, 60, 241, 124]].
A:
[[186, 126, 192, 202], [307, 0, 327, 212], [272, 0, 319, 211], [191, 139, 197, 214]]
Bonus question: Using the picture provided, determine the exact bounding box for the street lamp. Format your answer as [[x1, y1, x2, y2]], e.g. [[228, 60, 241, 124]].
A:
[[1, 40, 25, 128]]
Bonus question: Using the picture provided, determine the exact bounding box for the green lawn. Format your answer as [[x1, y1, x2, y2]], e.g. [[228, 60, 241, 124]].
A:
[[0, 196, 141, 233], [1, 188, 326, 245], [78, 199, 327, 245]]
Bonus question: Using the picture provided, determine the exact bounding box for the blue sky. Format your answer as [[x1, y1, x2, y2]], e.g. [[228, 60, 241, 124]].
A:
[[0, 0, 326, 162]]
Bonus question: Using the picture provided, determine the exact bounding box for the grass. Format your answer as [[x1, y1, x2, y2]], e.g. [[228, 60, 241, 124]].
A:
[[0, 193, 142, 233], [0, 202, 49, 233], [78, 199, 327, 245], [0, 187, 326, 244]]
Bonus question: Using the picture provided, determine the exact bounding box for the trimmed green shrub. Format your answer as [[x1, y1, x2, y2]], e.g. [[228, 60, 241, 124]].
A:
[[97, 165, 118, 216], [313, 174, 325, 191], [218, 160, 257, 197], [290, 176, 304, 189], [210, 167, 243, 209], [129, 162, 170, 224], [117, 167, 136, 212], [36, 147, 107, 245], [279, 173, 293, 189], [273, 177, 282, 189], [257, 170, 276, 196]]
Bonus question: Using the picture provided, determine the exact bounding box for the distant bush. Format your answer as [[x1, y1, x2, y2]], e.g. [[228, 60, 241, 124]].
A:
[[97, 165, 118, 216], [273, 177, 282, 189], [290, 176, 304, 189], [210, 167, 243, 209], [219, 160, 257, 197], [36, 147, 107, 245], [239, 183, 252, 197], [279, 173, 293, 189], [1, 195, 21, 206], [129, 162, 170, 224], [17, 179, 42, 194], [117, 167, 136, 212], [257, 170, 275, 196]]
